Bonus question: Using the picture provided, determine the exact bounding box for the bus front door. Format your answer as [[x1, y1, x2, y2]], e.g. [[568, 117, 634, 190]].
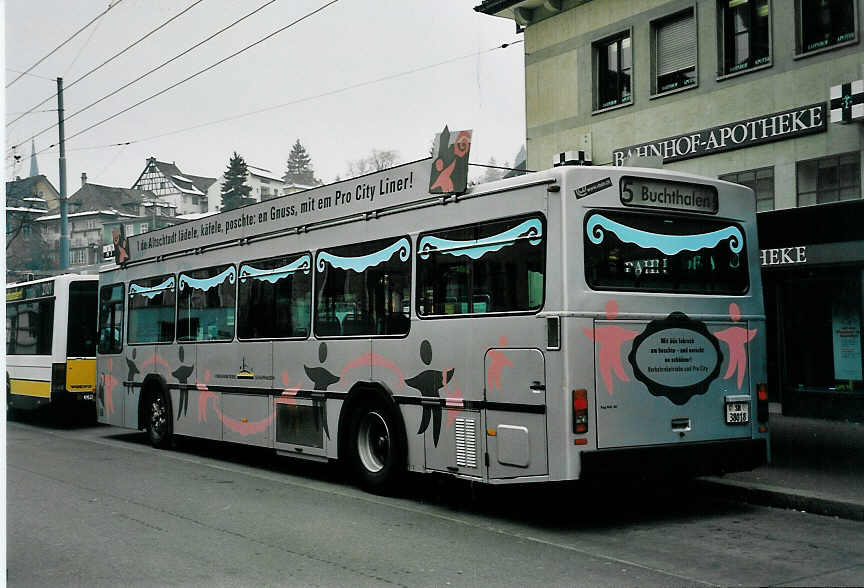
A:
[[484, 348, 548, 479]]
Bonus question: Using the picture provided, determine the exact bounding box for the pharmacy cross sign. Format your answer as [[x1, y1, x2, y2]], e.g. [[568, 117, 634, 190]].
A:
[[830, 80, 864, 124]]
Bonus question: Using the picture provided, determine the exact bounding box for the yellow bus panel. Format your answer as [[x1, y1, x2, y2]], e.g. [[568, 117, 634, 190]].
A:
[[66, 359, 97, 392], [10, 379, 51, 398]]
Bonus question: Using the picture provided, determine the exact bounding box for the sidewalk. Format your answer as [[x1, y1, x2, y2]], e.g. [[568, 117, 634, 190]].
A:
[[694, 404, 864, 521]]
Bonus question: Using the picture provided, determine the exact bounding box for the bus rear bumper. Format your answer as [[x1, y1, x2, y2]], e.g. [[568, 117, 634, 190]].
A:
[[579, 438, 768, 479]]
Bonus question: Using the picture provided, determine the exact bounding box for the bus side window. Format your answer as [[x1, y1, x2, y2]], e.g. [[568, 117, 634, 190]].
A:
[[238, 253, 312, 340], [314, 237, 411, 337], [417, 214, 546, 317], [98, 283, 124, 354]]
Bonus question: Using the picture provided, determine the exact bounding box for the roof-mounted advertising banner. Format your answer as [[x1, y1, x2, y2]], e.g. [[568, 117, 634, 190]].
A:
[[126, 159, 433, 263]]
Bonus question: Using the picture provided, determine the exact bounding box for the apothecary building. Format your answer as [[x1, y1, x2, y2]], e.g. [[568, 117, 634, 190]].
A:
[[477, 0, 864, 420]]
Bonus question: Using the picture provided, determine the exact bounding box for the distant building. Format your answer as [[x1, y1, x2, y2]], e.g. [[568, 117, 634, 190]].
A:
[[207, 165, 287, 212], [132, 157, 217, 215], [5, 175, 54, 281], [38, 175, 180, 273]]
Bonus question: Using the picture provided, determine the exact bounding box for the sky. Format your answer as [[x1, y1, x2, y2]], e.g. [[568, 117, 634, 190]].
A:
[[4, 0, 526, 193]]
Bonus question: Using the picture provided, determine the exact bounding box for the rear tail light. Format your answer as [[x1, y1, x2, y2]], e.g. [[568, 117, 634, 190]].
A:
[[51, 363, 67, 396], [572, 388, 588, 434], [757, 383, 769, 424]]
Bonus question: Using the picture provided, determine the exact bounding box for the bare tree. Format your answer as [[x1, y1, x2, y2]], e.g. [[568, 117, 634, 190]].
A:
[[346, 149, 400, 177]]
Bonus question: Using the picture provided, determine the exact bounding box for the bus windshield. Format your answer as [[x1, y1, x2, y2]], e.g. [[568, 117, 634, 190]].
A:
[[67, 281, 98, 357], [584, 210, 749, 294]]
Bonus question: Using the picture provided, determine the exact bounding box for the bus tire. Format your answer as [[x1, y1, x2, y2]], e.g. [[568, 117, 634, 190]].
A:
[[6, 374, 16, 421], [146, 385, 173, 449], [347, 396, 406, 494]]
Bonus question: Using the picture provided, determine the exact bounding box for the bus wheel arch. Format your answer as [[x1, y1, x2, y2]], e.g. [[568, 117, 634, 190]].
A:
[[338, 383, 407, 493], [139, 375, 172, 448]]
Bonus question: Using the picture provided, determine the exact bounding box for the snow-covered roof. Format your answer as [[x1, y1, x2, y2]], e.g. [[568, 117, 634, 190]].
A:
[[37, 210, 137, 221], [6, 206, 47, 214], [248, 169, 285, 183], [172, 174, 193, 183], [176, 210, 218, 221], [177, 185, 205, 196]]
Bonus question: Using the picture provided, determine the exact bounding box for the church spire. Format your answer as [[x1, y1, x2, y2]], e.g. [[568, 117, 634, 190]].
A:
[[29, 138, 39, 177]]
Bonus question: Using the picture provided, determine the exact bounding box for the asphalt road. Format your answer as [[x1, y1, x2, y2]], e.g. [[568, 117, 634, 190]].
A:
[[6, 415, 864, 587]]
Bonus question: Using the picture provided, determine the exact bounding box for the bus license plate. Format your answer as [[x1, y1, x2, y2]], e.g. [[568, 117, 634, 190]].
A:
[[725, 401, 749, 425]]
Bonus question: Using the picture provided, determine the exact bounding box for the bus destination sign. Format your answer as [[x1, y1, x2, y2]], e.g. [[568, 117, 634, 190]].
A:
[[620, 177, 718, 214]]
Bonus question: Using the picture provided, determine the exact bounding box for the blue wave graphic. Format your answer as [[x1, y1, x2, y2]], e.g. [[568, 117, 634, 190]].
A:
[[179, 266, 236, 292], [318, 238, 410, 273], [240, 255, 312, 284], [418, 218, 543, 260], [129, 276, 175, 300], [586, 214, 743, 255]]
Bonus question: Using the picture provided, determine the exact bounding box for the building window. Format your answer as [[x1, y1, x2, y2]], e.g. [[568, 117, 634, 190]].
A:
[[125, 224, 135, 237], [797, 152, 861, 206], [720, 167, 775, 211], [140, 223, 149, 233], [70, 248, 88, 265], [594, 32, 632, 110], [718, 0, 771, 75], [652, 9, 698, 94], [796, 0, 857, 55]]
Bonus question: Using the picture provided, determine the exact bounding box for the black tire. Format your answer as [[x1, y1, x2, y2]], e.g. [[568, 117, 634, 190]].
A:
[[147, 386, 173, 448], [347, 397, 406, 493], [6, 374, 17, 421]]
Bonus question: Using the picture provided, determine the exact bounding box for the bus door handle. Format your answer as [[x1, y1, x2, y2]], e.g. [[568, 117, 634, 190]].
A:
[[529, 381, 545, 393]]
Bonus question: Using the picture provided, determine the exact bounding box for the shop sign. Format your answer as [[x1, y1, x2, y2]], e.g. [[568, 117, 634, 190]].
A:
[[760, 246, 807, 267], [832, 303, 863, 382], [613, 103, 827, 165]]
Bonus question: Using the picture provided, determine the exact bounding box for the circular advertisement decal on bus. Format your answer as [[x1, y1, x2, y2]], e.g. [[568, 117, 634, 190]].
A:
[[628, 312, 723, 405]]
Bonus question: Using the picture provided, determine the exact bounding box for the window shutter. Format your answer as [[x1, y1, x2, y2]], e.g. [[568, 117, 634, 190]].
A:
[[657, 12, 696, 76]]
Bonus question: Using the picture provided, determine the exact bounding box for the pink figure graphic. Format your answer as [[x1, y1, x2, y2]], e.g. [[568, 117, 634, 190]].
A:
[[582, 300, 638, 395], [430, 159, 456, 193], [101, 358, 118, 416], [340, 350, 405, 389], [714, 303, 757, 390], [196, 370, 214, 422], [276, 371, 301, 406], [443, 371, 464, 426], [486, 336, 515, 393], [195, 369, 276, 434], [140, 353, 169, 369]]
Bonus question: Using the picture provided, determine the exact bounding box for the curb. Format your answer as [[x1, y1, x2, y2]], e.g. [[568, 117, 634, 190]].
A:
[[692, 477, 864, 522]]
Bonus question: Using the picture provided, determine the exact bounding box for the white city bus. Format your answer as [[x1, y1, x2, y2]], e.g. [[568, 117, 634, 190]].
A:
[[96, 158, 769, 491], [6, 274, 99, 414]]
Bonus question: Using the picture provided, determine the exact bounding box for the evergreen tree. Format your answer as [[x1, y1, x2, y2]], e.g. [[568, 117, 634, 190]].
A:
[[283, 139, 318, 185], [220, 151, 253, 211]]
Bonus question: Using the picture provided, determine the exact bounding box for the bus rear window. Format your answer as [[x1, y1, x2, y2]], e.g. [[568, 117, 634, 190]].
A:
[[67, 281, 98, 357], [584, 211, 748, 294]]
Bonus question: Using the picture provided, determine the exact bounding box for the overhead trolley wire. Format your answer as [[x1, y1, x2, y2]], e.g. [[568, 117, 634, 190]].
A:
[[7, 0, 207, 129], [36, 39, 523, 156], [5, 0, 126, 89], [12, 0, 287, 152], [28, 0, 342, 157]]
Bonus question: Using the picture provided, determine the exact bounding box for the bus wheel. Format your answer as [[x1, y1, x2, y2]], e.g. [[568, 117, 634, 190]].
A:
[[348, 400, 405, 493], [147, 387, 172, 448], [6, 375, 16, 421]]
